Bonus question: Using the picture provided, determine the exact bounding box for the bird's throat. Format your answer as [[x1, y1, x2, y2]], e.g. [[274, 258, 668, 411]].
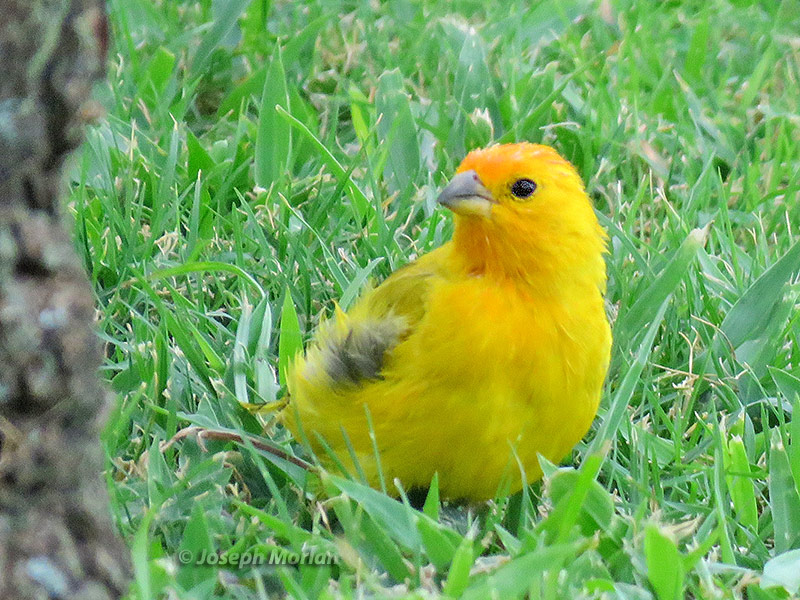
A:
[[451, 216, 606, 297], [452, 217, 535, 280]]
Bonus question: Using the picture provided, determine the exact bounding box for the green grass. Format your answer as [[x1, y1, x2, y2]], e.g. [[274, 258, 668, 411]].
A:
[[69, 0, 800, 597]]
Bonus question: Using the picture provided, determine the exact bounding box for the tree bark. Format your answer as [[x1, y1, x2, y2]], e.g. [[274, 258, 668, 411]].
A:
[[0, 1, 130, 598]]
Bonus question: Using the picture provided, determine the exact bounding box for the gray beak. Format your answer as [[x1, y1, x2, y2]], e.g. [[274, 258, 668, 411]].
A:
[[437, 170, 495, 218]]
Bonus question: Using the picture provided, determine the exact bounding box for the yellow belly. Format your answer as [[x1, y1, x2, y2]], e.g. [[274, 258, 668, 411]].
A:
[[285, 277, 611, 501]]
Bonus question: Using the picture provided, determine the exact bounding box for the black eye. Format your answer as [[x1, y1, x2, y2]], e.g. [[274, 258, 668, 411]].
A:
[[511, 178, 537, 199]]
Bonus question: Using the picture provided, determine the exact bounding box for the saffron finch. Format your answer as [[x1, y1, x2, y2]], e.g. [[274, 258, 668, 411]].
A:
[[284, 142, 611, 501]]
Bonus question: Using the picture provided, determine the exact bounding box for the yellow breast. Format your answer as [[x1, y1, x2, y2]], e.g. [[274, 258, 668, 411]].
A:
[[286, 269, 610, 500]]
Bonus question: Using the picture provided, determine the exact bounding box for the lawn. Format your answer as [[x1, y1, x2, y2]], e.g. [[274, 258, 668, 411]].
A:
[[70, 0, 800, 598]]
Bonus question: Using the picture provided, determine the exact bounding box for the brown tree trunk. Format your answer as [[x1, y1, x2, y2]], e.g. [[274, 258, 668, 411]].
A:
[[0, 1, 130, 598]]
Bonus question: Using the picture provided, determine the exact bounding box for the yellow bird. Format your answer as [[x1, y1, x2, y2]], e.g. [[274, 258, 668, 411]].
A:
[[284, 142, 611, 501]]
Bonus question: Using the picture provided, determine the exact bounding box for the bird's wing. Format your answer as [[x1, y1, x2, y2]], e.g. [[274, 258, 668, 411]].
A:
[[301, 246, 451, 388]]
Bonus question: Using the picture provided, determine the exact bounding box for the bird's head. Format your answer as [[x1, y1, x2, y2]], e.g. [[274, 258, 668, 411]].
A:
[[438, 142, 607, 293]]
